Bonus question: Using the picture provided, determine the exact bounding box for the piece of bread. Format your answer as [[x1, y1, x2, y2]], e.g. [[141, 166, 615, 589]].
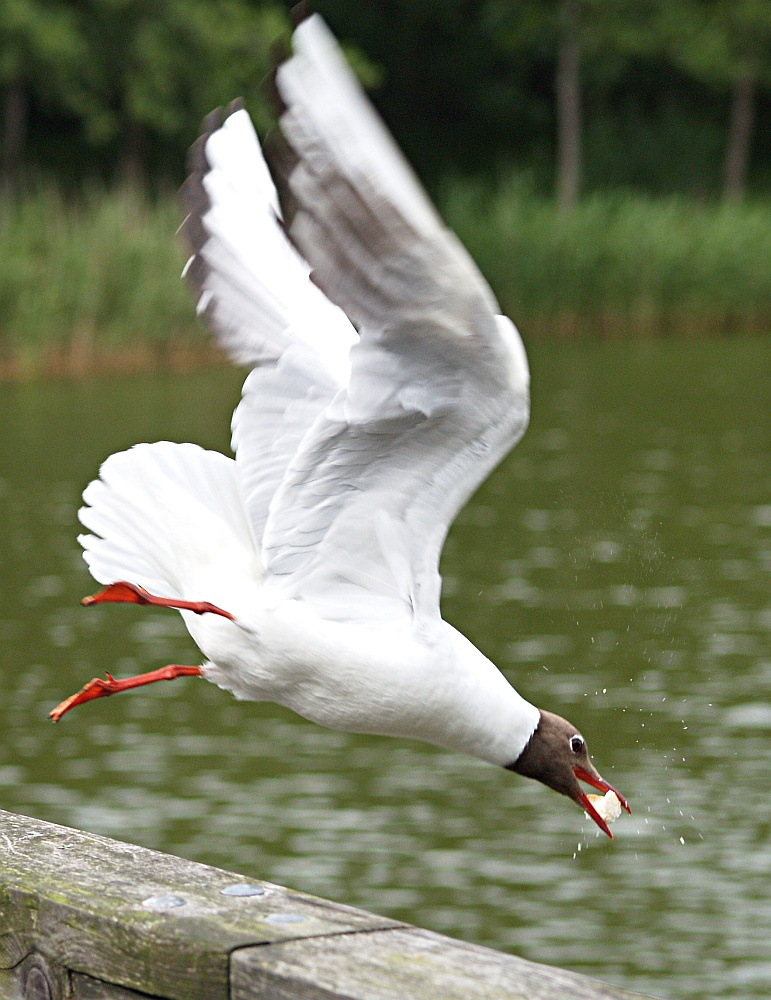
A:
[[587, 790, 622, 824]]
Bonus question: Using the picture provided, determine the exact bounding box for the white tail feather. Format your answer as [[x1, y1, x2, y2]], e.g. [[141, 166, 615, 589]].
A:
[[78, 443, 262, 617]]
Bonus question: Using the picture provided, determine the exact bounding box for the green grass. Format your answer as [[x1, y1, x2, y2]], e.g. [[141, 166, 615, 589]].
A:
[[0, 183, 769, 378], [442, 178, 771, 337], [0, 186, 207, 376]]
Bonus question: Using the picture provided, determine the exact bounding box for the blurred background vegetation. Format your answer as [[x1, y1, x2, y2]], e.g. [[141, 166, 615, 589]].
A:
[[1, 0, 771, 370]]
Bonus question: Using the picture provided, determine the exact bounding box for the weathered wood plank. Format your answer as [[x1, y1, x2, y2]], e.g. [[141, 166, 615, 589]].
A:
[[232, 927, 656, 1000], [71, 971, 162, 998], [0, 809, 659, 1000], [0, 961, 162, 999], [0, 809, 399, 1000], [0, 951, 72, 1000]]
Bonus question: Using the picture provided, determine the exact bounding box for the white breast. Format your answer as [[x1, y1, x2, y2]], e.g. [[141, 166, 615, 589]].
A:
[[187, 601, 538, 767]]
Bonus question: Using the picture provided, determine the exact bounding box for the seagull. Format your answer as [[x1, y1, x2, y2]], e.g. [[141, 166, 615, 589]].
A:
[[50, 9, 629, 838]]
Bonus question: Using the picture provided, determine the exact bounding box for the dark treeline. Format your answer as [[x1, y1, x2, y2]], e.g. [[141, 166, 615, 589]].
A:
[[319, 0, 771, 202], [2, 0, 771, 201]]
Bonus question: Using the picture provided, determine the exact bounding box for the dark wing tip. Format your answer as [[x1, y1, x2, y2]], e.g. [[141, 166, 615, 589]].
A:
[[261, 62, 287, 119], [185, 132, 208, 180], [260, 11, 317, 266], [262, 129, 300, 227], [290, 1, 313, 27], [179, 105, 232, 302], [202, 105, 226, 138]]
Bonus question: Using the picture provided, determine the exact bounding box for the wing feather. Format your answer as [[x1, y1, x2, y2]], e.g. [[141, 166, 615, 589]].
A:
[[180, 102, 358, 545], [256, 14, 529, 622]]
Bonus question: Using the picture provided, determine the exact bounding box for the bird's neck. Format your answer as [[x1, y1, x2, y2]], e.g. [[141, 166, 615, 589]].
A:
[[429, 624, 540, 767]]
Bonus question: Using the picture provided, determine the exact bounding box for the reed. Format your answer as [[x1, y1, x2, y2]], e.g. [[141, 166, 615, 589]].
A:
[[0, 186, 210, 377], [442, 177, 771, 338], [0, 183, 769, 379]]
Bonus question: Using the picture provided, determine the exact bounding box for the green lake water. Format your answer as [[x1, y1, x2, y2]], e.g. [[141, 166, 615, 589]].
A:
[[0, 337, 769, 999]]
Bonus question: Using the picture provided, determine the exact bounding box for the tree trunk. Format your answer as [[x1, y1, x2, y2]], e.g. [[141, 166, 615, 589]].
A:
[[556, 0, 581, 211], [723, 69, 756, 201], [120, 119, 145, 189], [2, 77, 28, 197]]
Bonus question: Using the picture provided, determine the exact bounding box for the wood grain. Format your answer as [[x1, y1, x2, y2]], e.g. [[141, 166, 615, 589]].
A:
[[0, 808, 658, 1000], [232, 926, 657, 1000], [0, 809, 397, 999]]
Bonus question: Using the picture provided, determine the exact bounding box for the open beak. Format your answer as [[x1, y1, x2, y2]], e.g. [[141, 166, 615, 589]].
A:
[[572, 764, 631, 839]]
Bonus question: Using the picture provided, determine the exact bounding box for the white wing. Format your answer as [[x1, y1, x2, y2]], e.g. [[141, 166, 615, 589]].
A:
[[259, 14, 530, 623], [180, 103, 358, 545]]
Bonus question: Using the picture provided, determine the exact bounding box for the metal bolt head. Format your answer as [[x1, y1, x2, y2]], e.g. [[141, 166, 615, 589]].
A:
[[221, 882, 266, 897], [142, 894, 186, 909]]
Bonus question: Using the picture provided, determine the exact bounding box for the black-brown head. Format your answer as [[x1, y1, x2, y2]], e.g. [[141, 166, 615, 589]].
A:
[[507, 710, 630, 838]]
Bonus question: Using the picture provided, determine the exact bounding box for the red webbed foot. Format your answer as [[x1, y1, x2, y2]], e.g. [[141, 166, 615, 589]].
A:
[[49, 664, 203, 722]]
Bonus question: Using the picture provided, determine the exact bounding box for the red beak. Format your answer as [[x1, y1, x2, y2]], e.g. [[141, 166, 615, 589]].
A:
[[573, 765, 631, 839]]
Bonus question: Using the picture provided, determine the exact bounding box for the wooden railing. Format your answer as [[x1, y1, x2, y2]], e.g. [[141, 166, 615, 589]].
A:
[[0, 809, 657, 999]]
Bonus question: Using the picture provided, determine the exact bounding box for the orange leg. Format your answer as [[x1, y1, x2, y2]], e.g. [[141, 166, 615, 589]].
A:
[[82, 581, 235, 620], [49, 580, 233, 722], [49, 664, 203, 722]]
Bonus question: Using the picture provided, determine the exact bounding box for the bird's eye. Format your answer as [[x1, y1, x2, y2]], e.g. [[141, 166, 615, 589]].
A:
[[569, 734, 584, 754]]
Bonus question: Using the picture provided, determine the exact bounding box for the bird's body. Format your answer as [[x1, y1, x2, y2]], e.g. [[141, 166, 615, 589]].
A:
[[197, 606, 538, 767], [82, 435, 538, 767], [52, 10, 628, 836]]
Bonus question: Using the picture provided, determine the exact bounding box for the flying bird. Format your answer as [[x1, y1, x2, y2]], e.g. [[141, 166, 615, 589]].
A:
[[50, 9, 629, 838]]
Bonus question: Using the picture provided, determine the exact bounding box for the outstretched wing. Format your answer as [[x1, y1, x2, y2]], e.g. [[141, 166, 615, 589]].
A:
[[180, 103, 358, 545], [259, 13, 530, 623]]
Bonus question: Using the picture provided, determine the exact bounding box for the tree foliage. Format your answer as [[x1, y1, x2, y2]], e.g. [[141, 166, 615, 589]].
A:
[[0, 0, 83, 97], [2, 0, 288, 189], [77, 1, 286, 145], [2, 0, 771, 198], [656, 0, 771, 197], [0, 0, 85, 188]]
